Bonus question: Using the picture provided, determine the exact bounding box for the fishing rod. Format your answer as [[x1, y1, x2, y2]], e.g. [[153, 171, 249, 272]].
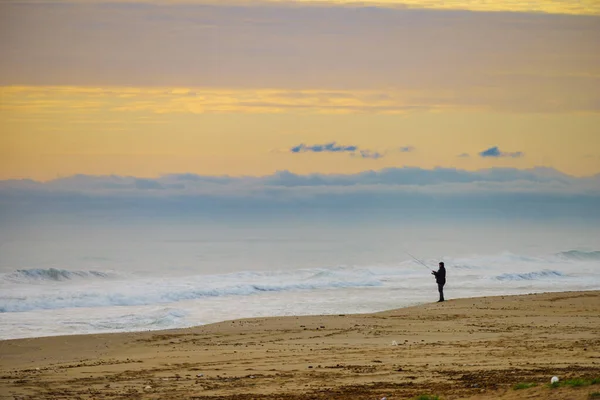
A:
[[404, 251, 434, 272]]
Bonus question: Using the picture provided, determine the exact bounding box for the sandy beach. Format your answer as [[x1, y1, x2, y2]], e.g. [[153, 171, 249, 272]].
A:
[[1, 291, 599, 399]]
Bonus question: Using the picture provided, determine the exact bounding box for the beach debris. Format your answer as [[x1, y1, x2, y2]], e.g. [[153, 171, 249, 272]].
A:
[[144, 385, 152, 390], [196, 373, 204, 378], [391, 340, 398, 346], [381, 397, 387, 400], [551, 376, 559, 384]]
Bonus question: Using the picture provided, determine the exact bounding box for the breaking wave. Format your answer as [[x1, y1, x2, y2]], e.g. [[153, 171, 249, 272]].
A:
[[1, 250, 597, 316], [0, 267, 383, 313], [4, 268, 112, 283], [495, 270, 564, 281]]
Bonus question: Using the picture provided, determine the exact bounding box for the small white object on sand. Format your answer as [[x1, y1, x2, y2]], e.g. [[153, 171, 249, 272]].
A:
[[551, 376, 559, 384]]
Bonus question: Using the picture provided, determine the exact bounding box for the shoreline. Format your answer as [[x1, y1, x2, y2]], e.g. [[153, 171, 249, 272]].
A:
[[1, 290, 599, 399], [2, 287, 594, 342]]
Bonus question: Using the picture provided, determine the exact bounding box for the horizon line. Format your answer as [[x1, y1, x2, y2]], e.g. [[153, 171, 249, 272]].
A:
[[3, 165, 599, 184]]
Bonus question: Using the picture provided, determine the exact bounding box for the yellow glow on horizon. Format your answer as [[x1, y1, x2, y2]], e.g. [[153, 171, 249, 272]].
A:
[[2, 86, 599, 181], [0, 86, 465, 117], [5, 0, 600, 16], [4, 85, 598, 117]]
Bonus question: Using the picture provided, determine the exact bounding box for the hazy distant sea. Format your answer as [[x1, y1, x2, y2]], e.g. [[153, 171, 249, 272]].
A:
[[1, 221, 599, 340]]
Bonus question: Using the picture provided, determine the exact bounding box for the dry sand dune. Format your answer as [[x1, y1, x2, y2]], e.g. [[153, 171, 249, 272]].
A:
[[1, 291, 599, 399]]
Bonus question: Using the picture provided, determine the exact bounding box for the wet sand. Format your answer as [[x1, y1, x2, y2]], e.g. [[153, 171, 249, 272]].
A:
[[1, 291, 599, 399]]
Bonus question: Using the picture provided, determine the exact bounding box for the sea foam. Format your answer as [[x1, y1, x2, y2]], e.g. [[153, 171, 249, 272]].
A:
[[1, 249, 598, 339]]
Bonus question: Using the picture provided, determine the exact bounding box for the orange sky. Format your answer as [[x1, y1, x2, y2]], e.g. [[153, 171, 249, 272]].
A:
[[1, 1, 599, 180]]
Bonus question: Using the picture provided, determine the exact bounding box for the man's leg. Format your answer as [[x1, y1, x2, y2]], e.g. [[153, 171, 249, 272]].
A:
[[438, 283, 445, 302]]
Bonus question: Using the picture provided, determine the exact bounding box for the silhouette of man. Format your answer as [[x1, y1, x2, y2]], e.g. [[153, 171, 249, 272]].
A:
[[432, 262, 446, 302]]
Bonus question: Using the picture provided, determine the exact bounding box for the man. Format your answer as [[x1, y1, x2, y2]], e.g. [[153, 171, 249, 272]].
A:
[[431, 262, 446, 302]]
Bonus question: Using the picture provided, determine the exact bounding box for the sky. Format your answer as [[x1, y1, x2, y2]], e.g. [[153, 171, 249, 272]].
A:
[[1, 0, 599, 182], [0, 0, 599, 228]]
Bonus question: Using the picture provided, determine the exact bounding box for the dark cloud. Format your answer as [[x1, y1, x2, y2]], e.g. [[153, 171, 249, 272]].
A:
[[290, 142, 382, 159], [479, 146, 524, 158], [1, 167, 598, 223], [290, 142, 358, 153], [1, 167, 595, 194]]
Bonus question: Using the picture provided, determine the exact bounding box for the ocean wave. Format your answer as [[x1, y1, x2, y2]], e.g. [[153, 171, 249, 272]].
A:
[[495, 270, 564, 281], [556, 250, 600, 261], [1, 250, 596, 314], [0, 274, 382, 313], [442, 252, 545, 270], [3, 268, 112, 283]]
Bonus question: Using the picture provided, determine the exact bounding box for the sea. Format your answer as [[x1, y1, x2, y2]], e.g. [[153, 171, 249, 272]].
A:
[[1, 220, 599, 340]]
